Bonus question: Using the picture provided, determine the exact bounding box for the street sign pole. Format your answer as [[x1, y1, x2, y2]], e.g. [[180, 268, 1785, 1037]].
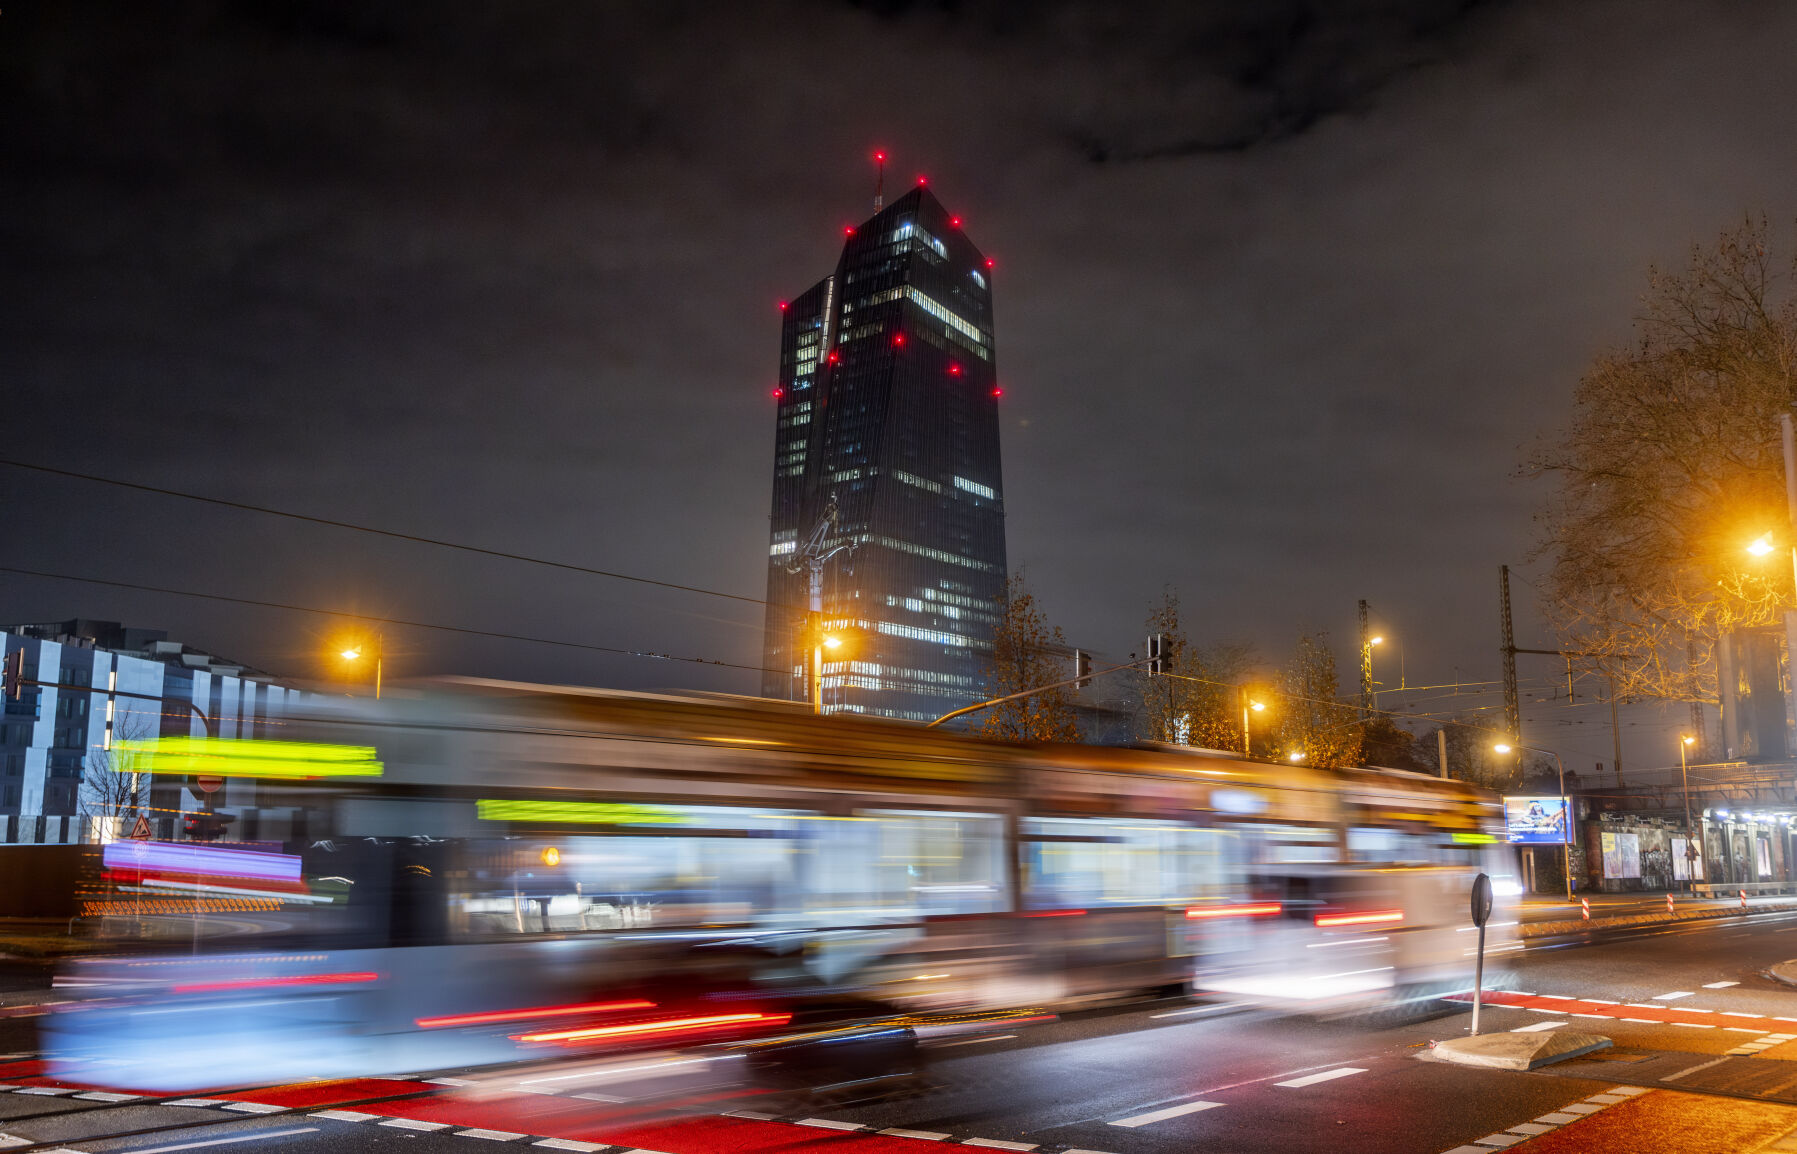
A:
[[1470, 872, 1493, 1036]]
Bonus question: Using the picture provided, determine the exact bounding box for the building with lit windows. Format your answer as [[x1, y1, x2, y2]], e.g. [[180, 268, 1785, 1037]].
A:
[[0, 621, 304, 843], [761, 185, 1007, 721]]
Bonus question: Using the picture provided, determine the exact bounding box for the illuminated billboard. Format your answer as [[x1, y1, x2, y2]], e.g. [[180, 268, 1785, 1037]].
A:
[[1503, 795, 1570, 844]]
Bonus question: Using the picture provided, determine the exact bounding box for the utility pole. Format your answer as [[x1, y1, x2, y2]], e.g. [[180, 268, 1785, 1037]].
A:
[[1358, 599, 1374, 717], [1607, 674, 1623, 784], [1687, 639, 1707, 760], [1782, 412, 1797, 756], [786, 497, 856, 712], [1499, 566, 1521, 744]]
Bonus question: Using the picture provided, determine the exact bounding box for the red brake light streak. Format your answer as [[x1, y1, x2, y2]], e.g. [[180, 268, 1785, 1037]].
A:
[[1185, 903, 1281, 920], [417, 999, 656, 1030], [513, 1011, 790, 1045], [173, 971, 379, 995], [1315, 910, 1404, 928]]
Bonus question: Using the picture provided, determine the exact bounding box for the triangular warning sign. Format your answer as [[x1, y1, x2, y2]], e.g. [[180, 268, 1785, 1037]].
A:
[[129, 815, 153, 840]]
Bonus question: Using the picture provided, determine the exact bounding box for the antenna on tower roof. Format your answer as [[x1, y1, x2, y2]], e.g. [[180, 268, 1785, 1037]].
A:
[[873, 150, 885, 211]]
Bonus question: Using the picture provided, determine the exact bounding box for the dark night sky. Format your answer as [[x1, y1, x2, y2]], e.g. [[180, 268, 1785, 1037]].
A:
[[7, 0, 1797, 768]]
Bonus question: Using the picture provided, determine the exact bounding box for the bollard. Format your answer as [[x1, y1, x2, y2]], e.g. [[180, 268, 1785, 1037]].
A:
[[1743, 890, 1749, 909], [1581, 897, 1590, 921], [1668, 892, 1675, 914]]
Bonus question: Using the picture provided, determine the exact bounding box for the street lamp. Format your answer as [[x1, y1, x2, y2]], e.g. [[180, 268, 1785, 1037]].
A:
[[1288, 750, 1305, 762], [1495, 740, 1574, 901], [337, 634, 383, 700], [806, 613, 848, 714], [1679, 734, 1698, 889], [1240, 692, 1266, 757]]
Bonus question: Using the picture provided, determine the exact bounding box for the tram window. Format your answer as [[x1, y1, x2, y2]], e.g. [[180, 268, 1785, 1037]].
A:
[[853, 810, 1008, 915], [1239, 823, 1338, 864], [448, 805, 809, 936], [1020, 818, 1224, 908]]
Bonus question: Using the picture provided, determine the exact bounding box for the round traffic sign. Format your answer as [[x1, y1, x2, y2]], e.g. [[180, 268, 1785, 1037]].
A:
[[1470, 872, 1493, 927], [196, 775, 223, 794]]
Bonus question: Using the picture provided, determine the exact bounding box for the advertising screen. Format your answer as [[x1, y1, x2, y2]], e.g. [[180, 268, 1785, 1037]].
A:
[[1503, 795, 1570, 844]]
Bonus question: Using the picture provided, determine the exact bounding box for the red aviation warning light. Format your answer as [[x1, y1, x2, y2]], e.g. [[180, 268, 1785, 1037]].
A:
[[778, 301, 788, 311], [844, 226, 856, 236], [893, 333, 906, 347], [827, 351, 839, 364], [772, 387, 783, 399], [874, 150, 886, 162], [991, 387, 1003, 398], [950, 216, 962, 228], [985, 258, 995, 268], [948, 363, 961, 376]]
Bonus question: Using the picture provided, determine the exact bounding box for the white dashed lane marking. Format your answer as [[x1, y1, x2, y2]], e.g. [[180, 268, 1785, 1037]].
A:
[[1654, 991, 1694, 1000], [1512, 1021, 1567, 1032], [1437, 1087, 1648, 1154], [795, 1118, 865, 1131], [1275, 1067, 1366, 1088], [1109, 1100, 1225, 1128], [1704, 981, 1740, 988]]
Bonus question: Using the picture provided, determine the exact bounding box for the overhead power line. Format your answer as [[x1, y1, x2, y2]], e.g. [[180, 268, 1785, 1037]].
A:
[[0, 565, 775, 675], [0, 458, 768, 608]]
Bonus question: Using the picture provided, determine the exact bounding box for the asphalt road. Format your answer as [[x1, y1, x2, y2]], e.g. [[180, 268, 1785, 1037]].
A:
[[8, 910, 1797, 1154]]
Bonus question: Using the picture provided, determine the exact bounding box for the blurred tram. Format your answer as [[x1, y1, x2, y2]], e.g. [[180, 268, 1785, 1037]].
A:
[[48, 680, 1513, 1089]]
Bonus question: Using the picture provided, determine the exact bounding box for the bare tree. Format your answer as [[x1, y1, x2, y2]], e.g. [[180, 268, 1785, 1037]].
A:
[[80, 713, 153, 837], [1274, 633, 1362, 769], [1530, 217, 1797, 704], [1138, 588, 1255, 749], [979, 572, 1080, 743]]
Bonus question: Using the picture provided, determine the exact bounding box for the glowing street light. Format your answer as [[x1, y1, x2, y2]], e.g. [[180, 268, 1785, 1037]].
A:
[[807, 616, 852, 714], [1288, 751, 1305, 762], [1749, 535, 1776, 557], [335, 634, 383, 700], [1240, 692, 1266, 757]]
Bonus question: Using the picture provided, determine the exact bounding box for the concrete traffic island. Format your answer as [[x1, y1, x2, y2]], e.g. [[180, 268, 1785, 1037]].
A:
[[1428, 1030, 1612, 1070], [1766, 960, 1797, 987]]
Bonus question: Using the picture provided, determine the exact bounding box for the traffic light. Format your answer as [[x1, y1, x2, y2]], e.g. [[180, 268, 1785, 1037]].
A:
[[183, 809, 235, 842], [2, 649, 21, 700], [1073, 650, 1092, 689], [1147, 634, 1168, 676]]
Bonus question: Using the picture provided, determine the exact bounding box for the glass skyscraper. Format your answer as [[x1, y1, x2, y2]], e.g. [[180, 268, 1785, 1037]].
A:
[[762, 185, 1007, 721]]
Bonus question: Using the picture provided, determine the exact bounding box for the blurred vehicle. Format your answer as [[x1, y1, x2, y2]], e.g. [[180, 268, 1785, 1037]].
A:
[[46, 680, 1508, 1088]]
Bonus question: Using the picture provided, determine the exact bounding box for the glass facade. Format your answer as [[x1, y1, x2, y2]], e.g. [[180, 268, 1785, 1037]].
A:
[[762, 188, 1007, 721]]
